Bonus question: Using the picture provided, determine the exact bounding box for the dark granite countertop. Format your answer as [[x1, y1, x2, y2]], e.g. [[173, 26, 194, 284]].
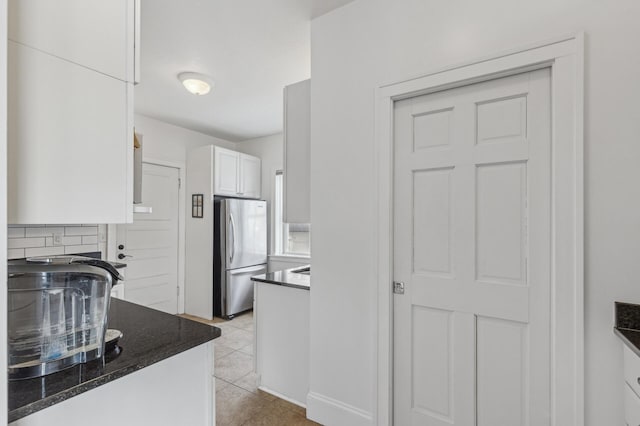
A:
[[251, 265, 311, 290], [614, 301, 640, 357], [8, 299, 220, 423]]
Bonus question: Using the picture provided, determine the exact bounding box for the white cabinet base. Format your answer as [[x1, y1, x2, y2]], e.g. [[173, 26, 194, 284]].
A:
[[255, 282, 309, 406]]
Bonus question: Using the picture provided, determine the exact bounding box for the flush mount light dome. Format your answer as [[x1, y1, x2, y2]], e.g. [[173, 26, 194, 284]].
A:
[[178, 72, 214, 95]]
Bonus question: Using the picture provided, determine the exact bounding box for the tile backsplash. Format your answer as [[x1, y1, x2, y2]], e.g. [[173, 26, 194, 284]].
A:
[[7, 224, 107, 259]]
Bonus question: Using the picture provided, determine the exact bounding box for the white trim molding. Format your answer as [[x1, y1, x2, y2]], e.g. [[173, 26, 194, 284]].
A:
[[374, 33, 584, 425], [307, 391, 373, 426]]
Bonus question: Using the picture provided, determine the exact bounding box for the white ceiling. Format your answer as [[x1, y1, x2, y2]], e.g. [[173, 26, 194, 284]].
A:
[[135, 0, 354, 142]]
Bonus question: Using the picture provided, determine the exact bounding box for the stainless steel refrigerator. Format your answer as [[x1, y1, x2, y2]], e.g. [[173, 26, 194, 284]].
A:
[[213, 197, 267, 319]]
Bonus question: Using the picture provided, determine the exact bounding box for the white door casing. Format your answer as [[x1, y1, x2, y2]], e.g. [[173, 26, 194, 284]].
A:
[[117, 163, 180, 314], [375, 34, 584, 426], [393, 69, 551, 425]]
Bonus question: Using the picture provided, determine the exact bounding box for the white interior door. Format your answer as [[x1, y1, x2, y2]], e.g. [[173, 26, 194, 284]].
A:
[[117, 163, 180, 314], [393, 69, 551, 425]]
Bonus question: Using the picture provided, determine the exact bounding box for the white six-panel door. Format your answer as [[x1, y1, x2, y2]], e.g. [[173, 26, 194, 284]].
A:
[[393, 69, 551, 425]]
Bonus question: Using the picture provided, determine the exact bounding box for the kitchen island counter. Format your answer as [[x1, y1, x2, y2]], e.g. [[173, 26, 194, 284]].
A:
[[9, 299, 221, 423], [251, 265, 310, 290]]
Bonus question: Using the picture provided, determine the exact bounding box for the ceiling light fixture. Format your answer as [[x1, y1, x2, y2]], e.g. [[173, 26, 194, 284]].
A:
[[178, 72, 214, 95]]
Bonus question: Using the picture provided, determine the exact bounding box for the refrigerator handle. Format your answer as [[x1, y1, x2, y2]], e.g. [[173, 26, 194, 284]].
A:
[[229, 213, 236, 264]]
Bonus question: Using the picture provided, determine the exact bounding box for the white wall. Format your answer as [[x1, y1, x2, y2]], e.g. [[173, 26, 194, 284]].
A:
[[134, 113, 236, 164], [309, 1, 640, 425], [236, 133, 283, 255]]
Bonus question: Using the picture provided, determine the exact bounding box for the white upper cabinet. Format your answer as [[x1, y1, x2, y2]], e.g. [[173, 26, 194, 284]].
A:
[[239, 154, 261, 199], [8, 0, 140, 83], [214, 148, 239, 197], [7, 0, 136, 224], [8, 42, 133, 224], [214, 147, 261, 199], [283, 79, 311, 223]]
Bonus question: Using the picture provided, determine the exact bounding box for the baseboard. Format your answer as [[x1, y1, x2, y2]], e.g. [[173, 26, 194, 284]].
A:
[[306, 392, 373, 426], [258, 385, 306, 408]]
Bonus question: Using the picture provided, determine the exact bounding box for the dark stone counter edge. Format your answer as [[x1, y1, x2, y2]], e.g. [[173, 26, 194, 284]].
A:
[[614, 328, 640, 358], [9, 337, 218, 423], [614, 301, 640, 357], [8, 336, 218, 423], [251, 275, 310, 290]]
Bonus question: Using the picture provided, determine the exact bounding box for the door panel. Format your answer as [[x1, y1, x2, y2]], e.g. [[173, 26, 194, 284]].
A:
[[394, 69, 551, 425], [411, 306, 453, 423], [476, 316, 528, 426], [117, 163, 180, 314], [413, 168, 453, 276], [476, 162, 527, 285]]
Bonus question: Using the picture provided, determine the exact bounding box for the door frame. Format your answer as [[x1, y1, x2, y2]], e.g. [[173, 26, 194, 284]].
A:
[[374, 34, 584, 425], [108, 158, 186, 314]]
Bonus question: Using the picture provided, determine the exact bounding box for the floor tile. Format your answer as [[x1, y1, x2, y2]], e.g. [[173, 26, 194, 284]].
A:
[[214, 321, 243, 334], [232, 372, 275, 401], [232, 314, 255, 331], [216, 327, 254, 350], [214, 350, 254, 382], [237, 343, 254, 356], [216, 377, 231, 392], [216, 383, 272, 426], [241, 399, 320, 426], [273, 397, 307, 417], [215, 342, 236, 359]]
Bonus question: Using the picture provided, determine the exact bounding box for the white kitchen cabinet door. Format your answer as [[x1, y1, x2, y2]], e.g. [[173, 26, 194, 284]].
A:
[[214, 147, 240, 197], [239, 153, 261, 199], [283, 79, 310, 223], [214, 147, 261, 199], [8, 41, 133, 224], [8, 0, 139, 83]]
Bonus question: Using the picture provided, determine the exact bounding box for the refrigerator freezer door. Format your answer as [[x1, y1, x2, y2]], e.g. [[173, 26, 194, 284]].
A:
[[224, 199, 267, 270], [225, 264, 267, 317]]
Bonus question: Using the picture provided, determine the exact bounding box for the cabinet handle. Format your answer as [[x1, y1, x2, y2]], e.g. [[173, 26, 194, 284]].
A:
[[637, 377, 640, 386]]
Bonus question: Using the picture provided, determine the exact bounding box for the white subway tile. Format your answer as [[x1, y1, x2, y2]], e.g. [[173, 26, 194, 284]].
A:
[[8, 238, 46, 249], [82, 235, 98, 245], [8, 249, 25, 259], [25, 227, 64, 238], [64, 244, 99, 254], [8, 227, 25, 238], [64, 236, 83, 246], [65, 226, 98, 236], [45, 235, 83, 247], [25, 246, 65, 258], [45, 237, 53, 247]]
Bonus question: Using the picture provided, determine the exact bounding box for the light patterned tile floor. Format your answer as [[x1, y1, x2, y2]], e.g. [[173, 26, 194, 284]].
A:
[[179, 311, 321, 425]]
